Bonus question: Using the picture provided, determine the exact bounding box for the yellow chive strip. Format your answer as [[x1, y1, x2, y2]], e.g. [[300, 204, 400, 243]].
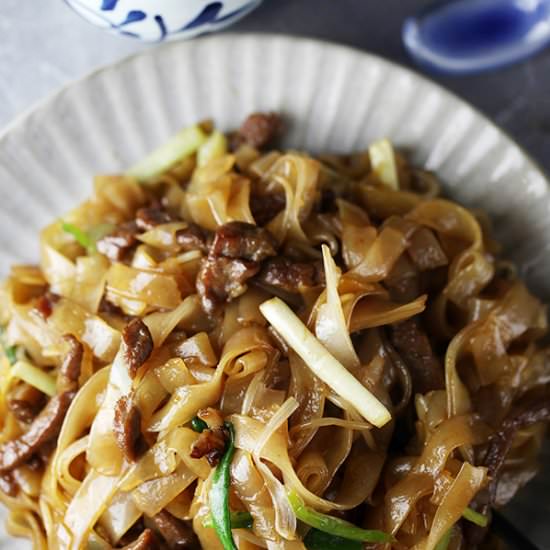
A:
[[259, 297, 391, 428], [11, 361, 57, 397], [127, 124, 207, 182]]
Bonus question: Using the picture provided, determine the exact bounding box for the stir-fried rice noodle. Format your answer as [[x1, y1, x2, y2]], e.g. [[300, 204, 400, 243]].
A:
[[0, 113, 548, 550]]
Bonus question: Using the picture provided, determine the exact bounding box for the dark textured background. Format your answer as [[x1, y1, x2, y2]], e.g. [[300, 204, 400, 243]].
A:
[[1, 0, 549, 548]]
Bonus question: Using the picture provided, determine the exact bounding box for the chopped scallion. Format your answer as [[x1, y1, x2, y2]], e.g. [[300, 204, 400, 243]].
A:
[[127, 125, 207, 182], [61, 222, 94, 253], [288, 490, 393, 544], [303, 529, 363, 550], [191, 416, 208, 433], [203, 511, 253, 530], [434, 528, 452, 550], [209, 422, 237, 550], [462, 506, 488, 528]]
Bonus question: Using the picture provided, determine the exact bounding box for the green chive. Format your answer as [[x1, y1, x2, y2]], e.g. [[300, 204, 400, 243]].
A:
[[203, 511, 253, 530], [434, 528, 452, 550], [3, 344, 17, 365], [191, 416, 208, 433], [304, 529, 363, 550], [0, 327, 17, 365], [209, 422, 237, 550], [61, 222, 94, 253], [288, 490, 393, 544], [462, 507, 488, 528]]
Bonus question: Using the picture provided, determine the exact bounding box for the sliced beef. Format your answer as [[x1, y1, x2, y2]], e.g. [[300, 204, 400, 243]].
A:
[[190, 408, 228, 467], [34, 292, 59, 320], [152, 510, 200, 549], [197, 256, 259, 315], [196, 222, 279, 314], [96, 221, 139, 261], [136, 207, 176, 231], [113, 395, 144, 462], [99, 297, 127, 317], [175, 223, 209, 253], [0, 390, 75, 473], [257, 257, 324, 292], [190, 425, 228, 467], [234, 112, 282, 149], [484, 392, 550, 504], [465, 391, 550, 546], [211, 222, 277, 262], [122, 318, 154, 378], [250, 191, 286, 226], [57, 335, 83, 393], [407, 228, 448, 271], [7, 383, 46, 424], [389, 318, 444, 394], [121, 529, 159, 550], [26, 455, 43, 471], [8, 399, 39, 424]]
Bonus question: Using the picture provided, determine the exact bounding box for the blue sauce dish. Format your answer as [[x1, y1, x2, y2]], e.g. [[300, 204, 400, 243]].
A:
[[403, 0, 550, 74]]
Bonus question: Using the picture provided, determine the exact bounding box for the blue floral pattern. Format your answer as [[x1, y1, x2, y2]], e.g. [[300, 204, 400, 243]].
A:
[[65, 0, 261, 42]]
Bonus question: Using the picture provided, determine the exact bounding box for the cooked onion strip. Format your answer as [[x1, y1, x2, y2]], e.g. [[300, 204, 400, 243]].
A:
[[259, 297, 391, 428]]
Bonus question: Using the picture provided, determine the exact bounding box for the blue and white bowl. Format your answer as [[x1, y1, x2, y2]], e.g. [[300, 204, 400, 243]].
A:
[[64, 0, 263, 42]]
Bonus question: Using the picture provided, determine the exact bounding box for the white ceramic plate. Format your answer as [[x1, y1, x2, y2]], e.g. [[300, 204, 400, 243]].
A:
[[0, 34, 548, 548]]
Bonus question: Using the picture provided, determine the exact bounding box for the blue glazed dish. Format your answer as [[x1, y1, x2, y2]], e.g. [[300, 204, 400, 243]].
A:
[[64, 0, 263, 42], [403, 0, 550, 75]]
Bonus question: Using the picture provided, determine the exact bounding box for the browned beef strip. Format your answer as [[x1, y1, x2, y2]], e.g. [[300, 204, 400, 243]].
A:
[[57, 335, 83, 392], [122, 318, 154, 378], [34, 291, 59, 320], [99, 296, 127, 317], [407, 228, 448, 271], [96, 221, 139, 261], [234, 112, 282, 149], [113, 395, 143, 463], [8, 399, 41, 424], [196, 256, 259, 315], [190, 425, 229, 467], [7, 383, 46, 424], [120, 529, 159, 550], [26, 456, 43, 471], [195, 222, 280, 314], [249, 191, 286, 226], [257, 257, 324, 292], [484, 392, 550, 504], [389, 318, 444, 394], [175, 223, 209, 253], [211, 222, 278, 262], [0, 390, 75, 473], [0, 472, 18, 497], [135, 207, 176, 231], [464, 391, 550, 546], [152, 510, 200, 549]]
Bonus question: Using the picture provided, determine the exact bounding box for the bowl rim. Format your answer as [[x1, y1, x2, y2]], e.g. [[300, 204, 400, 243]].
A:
[[0, 32, 547, 187]]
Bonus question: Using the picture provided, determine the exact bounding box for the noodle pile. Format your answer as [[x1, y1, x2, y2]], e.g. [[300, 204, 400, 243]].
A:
[[0, 113, 548, 550]]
